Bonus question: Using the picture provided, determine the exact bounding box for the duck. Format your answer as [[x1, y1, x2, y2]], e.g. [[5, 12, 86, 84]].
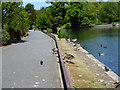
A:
[[104, 46, 107, 48], [104, 66, 109, 71], [98, 53, 105, 56], [100, 44, 102, 47]]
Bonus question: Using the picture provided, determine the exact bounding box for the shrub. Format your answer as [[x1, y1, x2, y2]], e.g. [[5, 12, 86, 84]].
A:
[[2, 29, 10, 45], [58, 29, 68, 38], [47, 28, 52, 33]]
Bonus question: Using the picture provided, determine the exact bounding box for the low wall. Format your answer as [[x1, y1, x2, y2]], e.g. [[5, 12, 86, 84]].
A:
[[42, 31, 74, 89]]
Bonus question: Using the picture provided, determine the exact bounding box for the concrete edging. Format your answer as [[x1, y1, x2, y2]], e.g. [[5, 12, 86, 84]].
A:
[[42, 31, 74, 89]]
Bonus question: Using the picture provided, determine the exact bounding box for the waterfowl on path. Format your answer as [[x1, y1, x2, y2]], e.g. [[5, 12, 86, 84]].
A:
[[52, 48, 58, 54], [40, 61, 43, 65]]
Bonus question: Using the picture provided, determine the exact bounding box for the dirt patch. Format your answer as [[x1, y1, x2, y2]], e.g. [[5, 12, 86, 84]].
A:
[[57, 38, 117, 88]]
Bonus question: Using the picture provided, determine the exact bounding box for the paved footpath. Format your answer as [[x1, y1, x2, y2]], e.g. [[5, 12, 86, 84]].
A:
[[2, 31, 62, 88]]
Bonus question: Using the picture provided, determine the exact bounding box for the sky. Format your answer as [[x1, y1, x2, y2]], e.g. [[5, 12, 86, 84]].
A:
[[23, 0, 51, 10], [22, 0, 110, 10]]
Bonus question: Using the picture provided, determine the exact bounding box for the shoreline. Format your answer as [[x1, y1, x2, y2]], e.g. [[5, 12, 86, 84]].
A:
[[56, 36, 120, 88], [93, 24, 120, 28]]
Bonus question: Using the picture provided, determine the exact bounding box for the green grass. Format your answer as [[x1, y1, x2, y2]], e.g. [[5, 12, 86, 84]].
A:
[[91, 80, 95, 83], [101, 82, 106, 86]]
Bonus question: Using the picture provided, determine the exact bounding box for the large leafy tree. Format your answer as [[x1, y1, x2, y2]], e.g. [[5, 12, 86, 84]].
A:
[[65, 2, 90, 28], [2, 2, 30, 42], [36, 12, 51, 30], [99, 2, 118, 23], [25, 3, 35, 29], [86, 2, 102, 24]]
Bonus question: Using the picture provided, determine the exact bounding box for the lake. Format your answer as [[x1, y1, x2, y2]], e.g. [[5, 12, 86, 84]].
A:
[[64, 27, 120, 76]]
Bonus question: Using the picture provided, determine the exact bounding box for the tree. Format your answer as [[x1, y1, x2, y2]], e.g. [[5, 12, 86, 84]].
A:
[[2, 2, 30, 43], [65, 2, 90, 28], [36, 13, 51, 30], [25, 3, 35, 29], [99, 2, 118, 23], [86, 2, 102, 24], [25, 3, 34, 13]]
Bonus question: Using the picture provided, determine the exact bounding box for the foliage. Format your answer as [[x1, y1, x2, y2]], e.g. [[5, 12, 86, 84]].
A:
[[99, 2, 119, 23], [2, 2, 30, 44], [25, 3, 34, 13], [101, 82, 106, 86], [2, 29, 10, 45], [36, 13, 51, 30], [58, 29, 68, 38], [65, 2, 90, 28], [86, 2, 102, 24], [91, 80, 95, 83], [47, 28, 52, 33]]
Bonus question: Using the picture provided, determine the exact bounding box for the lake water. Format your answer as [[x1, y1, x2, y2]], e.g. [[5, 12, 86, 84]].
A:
[[65, 27, 120, 76]]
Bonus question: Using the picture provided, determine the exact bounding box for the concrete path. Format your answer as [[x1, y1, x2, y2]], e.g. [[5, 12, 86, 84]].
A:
[[2, 31, 61, 88]]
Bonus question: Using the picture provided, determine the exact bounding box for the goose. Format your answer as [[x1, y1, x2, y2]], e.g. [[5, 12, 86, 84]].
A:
[[70, 38, 77, 42], [65, 38, 70, 42], [63, 53, 75, 63], [114, 82, 120, 88]]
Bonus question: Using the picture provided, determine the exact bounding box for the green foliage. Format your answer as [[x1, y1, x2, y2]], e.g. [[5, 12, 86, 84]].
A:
[[65, 2, 90, 28], [25, 3, 34, 13], [73, 85, 78, 89], [2, 2, 30, 44], [101, 82, 106, 86], [86, 2, 102, 24], [58, 29, 68, 38], [47, 28, 52, 33], [99, 2, 118, 23], [36, 13, 51, 30], [2, 29, 10, 45], [91, 80, 95, 83], [25, 3, 36, 29]]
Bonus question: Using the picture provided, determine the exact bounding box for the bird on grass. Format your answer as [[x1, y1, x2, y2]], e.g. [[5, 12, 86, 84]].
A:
[[63, 53, 75, 63], [65, 37, 70, 42], [70, 38, 77, 43], [114, 81, 120, 88]]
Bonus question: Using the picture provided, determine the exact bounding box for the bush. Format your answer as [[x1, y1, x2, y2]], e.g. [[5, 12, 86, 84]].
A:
[[2, 29, 10, 45], [58, 29, 68, 38], [23, 31, 29, 37], [47, 28, 52, 33]]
